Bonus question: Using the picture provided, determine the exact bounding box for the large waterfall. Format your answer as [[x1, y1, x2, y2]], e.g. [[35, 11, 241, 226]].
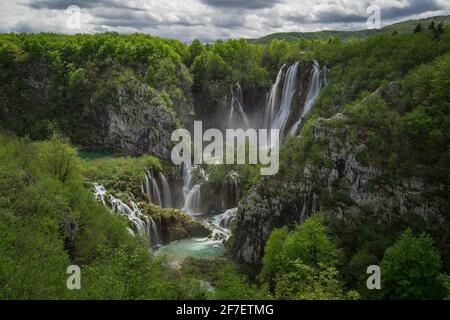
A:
[[263, 61, 327, 139], [267, 62, 299, 138], [264, 64, 286, 130], [93, 183, 160, 247], [290, 60, 324, 135], [228, 83, 249, 129], [160, 172, 173, 208]]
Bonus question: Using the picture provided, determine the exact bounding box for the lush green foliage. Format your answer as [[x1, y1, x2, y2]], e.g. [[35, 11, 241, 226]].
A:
[[0, 132, 206, 299], [381, 229, 445, 299], [259, 215, 356, 300], [84, 155, 161, 183], [0, 32, 191, 143]]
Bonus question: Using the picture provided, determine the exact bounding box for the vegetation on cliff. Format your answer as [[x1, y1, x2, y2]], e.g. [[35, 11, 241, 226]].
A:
[[0, 18, 449, 300]]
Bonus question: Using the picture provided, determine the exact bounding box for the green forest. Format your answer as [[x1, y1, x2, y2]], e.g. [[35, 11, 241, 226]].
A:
[[0, 16, 449, 300]]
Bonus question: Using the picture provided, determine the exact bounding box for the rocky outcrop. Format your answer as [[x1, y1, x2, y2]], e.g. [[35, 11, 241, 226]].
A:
[[231, 112, 448, 264], [97, 79, 178, 159], [143, 204, 211, 243]]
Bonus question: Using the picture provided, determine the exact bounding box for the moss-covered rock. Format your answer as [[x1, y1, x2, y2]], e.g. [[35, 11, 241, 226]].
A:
[[142, 204, 211, 243]]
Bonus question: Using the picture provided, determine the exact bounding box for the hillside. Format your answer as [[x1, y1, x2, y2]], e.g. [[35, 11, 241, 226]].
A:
[[249, 15, 450, 44]]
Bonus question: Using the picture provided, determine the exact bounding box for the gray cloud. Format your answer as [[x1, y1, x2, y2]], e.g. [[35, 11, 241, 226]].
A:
[[92, 10, 204, 29], [382, 0, 443, 19], [287, 0, 446, 25], [199, 0, 280, 9], [24, 0, 145, 11]]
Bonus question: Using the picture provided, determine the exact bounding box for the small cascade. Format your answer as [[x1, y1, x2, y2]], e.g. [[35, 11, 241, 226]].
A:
[[214, 208, 237, 229], [150, 175, 162, 207], [228, 83, 249, 129], [183, 163, 193, 199], [290, 60, 324, 135], [143, 172, 151, 200], [183, 184, 202, 216], [93, 183, 161, 247], [94, 183, 107, 205], [208, 208, 238, 241], [181, 163, 209, 215], [146, 215, 160, 246], [143, 171, 163, 207], [160, 172, 173, 208]]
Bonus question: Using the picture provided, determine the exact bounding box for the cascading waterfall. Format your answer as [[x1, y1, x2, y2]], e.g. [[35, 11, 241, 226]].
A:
[[183, 184, 202, 216], [93, 183, 160, 247], [183, 163, 193, 199], [269, 62, 299, 138], [228, 83, 249, 129], [182, 163, 209, 216], [290, 60, 323, 135], [207, 207, 237, 241], [263, 61, 327, 139], [145, 215, 160, 246], [150, 175, 162, 207], [160, 172, 173, 208], [143, 170, 163, 207], [143, 173, 151, 201], [264, 64, 286, 130], [214, 208, 237, 229]]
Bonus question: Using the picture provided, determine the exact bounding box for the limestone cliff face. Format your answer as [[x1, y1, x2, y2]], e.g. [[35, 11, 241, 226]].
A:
[[231, 113, 447, 264], [96, 79, 178, 159]]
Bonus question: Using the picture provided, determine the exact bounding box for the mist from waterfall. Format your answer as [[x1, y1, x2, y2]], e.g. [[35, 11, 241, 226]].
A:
[[229, 83, 249, 129]]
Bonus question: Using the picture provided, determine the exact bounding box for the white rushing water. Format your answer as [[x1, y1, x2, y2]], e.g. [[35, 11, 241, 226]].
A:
[[183, 163, 193, 198], [229, 83, 249, 129], [263, 61, 327, 139], [93, 183, 160, 247], [150, 175, 162, 207], [264, 64, 286, 130], [183, 184, 202, 216], [290, 60, 324, 135], [212, 208, 237, 231], [269, 62, 299, 138], [182, 163, 209, 216], [160, 172, 173, 208]]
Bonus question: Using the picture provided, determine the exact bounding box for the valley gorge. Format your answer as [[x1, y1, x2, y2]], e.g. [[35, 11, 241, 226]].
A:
[[1, 23, 449, 300]]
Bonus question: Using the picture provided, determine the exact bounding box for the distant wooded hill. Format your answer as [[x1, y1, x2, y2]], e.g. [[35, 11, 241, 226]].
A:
[[248, 15, 450, 44]]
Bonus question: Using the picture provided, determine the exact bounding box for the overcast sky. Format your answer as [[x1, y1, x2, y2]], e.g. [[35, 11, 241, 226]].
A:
[[0, 0, 449, 42]]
